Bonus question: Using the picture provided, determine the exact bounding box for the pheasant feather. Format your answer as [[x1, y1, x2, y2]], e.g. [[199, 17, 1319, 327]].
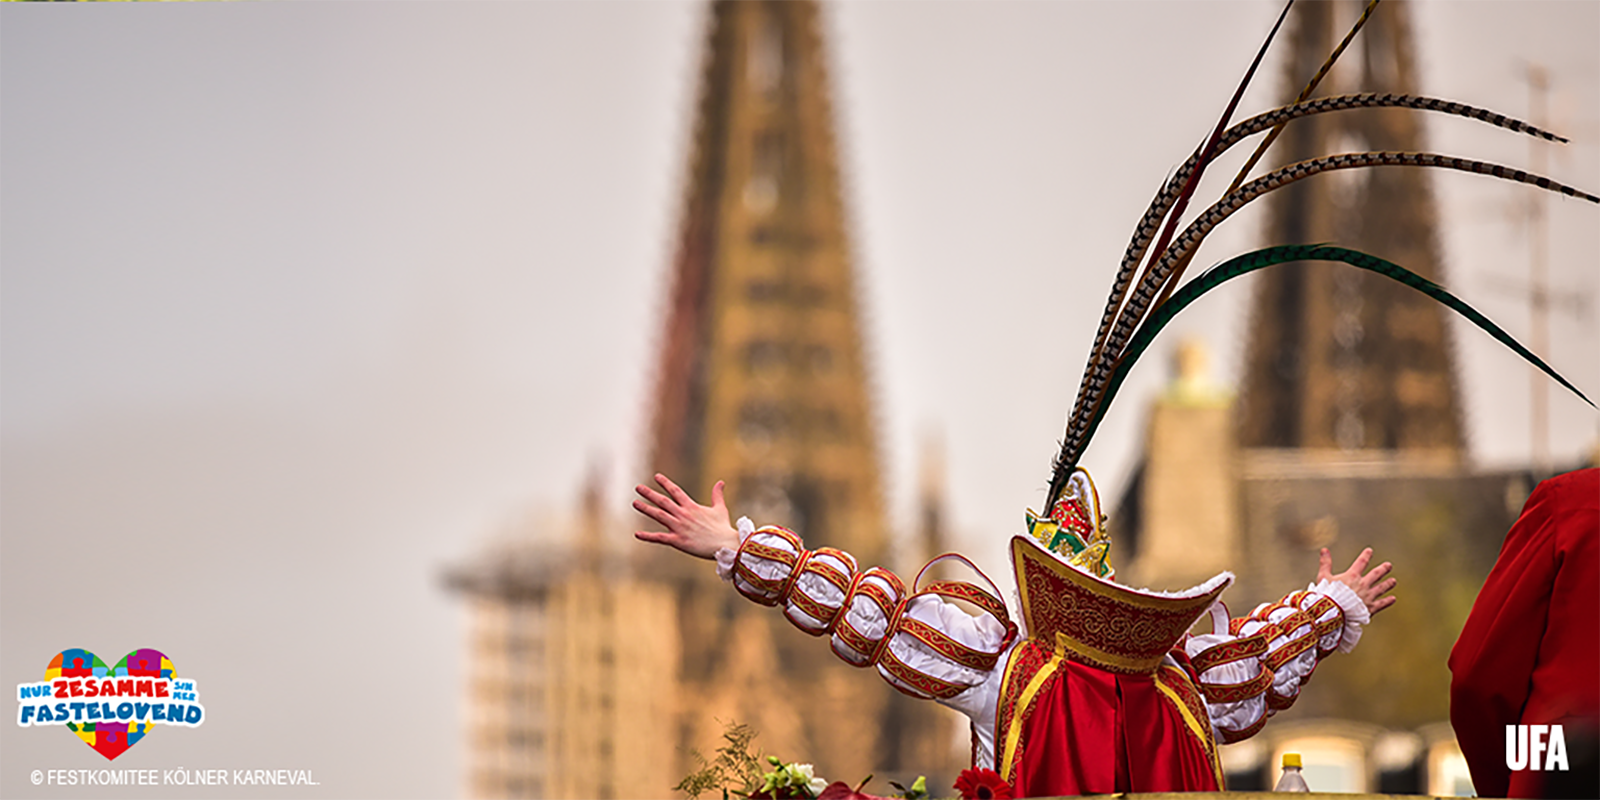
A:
[[1060, 94, 1562, 473], [1058, 152, 1599, 488], [1061, 246, 1594, 485]]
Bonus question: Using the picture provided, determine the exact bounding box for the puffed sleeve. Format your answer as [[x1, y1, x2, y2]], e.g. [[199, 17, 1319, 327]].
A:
[[1183, 580, 1369, 742], [715, 519, 1017, 767]]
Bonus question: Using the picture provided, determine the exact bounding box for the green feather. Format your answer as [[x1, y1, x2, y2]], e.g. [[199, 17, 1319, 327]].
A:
[[1068, 244, 1593, 472]]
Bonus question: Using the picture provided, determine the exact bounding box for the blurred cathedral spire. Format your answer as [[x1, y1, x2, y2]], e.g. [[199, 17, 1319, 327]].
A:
[[1238, 0, 1463, 459]]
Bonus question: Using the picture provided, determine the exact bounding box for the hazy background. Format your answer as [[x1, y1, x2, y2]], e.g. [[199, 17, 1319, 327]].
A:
[[3, 2, 1595, 797]]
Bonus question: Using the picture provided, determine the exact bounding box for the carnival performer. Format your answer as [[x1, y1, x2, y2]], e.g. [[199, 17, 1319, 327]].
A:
[[636, 0, 1597, 793], [634, 471, 1394, 795]]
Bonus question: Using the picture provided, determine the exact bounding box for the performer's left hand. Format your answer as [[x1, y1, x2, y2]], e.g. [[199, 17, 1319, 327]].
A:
[[1318, 547, 1396, 615]]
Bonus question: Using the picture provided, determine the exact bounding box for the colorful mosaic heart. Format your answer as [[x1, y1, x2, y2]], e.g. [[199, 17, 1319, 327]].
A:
[[44, 648, 174, 761]]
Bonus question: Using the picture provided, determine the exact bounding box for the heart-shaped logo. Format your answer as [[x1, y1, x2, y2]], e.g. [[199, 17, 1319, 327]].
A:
[[43, 648, 176, 761]]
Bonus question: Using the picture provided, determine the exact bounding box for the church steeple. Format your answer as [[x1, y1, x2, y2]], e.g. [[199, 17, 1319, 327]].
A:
[[643, 0, 906, 783], [1238, 0, 1464, 456], [647, 0, 887, 565]]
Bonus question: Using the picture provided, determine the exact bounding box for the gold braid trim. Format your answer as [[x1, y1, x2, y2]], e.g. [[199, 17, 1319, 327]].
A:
[[996, 639, 1061, 783], [1155, 663, 1225, 788], [1219, 710, 1269, 744], [830, 567, 903, 666], [1189, 633, 1268, 674], [1197, 663, 1275, 704], [897, 617, 1004, 672], [878, 638, 969, 700], [732, 527, 804, 606]]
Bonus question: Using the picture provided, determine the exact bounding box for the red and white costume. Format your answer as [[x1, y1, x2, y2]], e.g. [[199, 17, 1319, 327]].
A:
[[714, 469, 1370, 795]]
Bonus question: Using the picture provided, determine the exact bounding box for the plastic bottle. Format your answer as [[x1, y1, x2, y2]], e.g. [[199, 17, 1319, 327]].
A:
[[1274, 752, 1310, 792]]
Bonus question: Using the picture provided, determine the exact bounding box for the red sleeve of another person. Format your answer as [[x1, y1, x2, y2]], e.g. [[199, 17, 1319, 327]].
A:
[[1449, 468, 1599, 799]]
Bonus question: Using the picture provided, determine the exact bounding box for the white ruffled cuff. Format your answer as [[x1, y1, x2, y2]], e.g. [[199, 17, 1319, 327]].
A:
[[714, 516, 757, 582], [1308, 578, 1370, 653]]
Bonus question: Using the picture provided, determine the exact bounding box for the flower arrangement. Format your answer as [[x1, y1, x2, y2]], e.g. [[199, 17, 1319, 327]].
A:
[[753, 756, 829, 799], [676, 722, 1008, 800]]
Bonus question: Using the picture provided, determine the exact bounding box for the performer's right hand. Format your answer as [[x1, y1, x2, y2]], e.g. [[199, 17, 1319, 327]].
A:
[[633, 473, 740, 559], [1318, 547, 1397, 616]]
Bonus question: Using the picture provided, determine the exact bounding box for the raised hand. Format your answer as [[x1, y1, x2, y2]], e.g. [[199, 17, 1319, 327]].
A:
[[1318, 547, 1397, 616], [633, 473, 740, 559]]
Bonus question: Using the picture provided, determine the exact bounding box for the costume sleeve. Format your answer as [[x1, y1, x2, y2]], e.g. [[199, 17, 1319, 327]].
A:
[[715, 517, 1017, 764], [1448, 469, 1598, 799], [1182, 580, 1370, 743]]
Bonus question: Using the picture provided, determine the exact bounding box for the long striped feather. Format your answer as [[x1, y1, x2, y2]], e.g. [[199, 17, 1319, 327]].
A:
[[1054, 154, 1600, 492], [1222, 0, 1384, 199], [1107, 152, 1600, 359], [1050, 245, 1593, 498], [1071, 1, 1293, 438], [1123, 0, 1295, 331], [1058, 94, 1563, 472], [1156, 0, 1384, 312]]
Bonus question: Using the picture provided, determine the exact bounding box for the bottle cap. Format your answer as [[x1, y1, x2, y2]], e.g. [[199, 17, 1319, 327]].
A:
[[1282, 752, 1302, 769]]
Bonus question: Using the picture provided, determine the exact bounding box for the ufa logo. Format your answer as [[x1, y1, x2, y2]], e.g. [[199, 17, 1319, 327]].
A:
[[15, 648, 204, 760], [1506, 724, 1569, 772]]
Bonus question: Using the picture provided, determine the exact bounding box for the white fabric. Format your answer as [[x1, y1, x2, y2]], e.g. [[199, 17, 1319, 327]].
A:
[[1184, 621, 1269, 739], [1310, 578, 1370, 653], [946, 641, 1012, 770], [874, 596, 1010, 768], [714, 522, 1375, 761], [721, 520, 800, 603], [831, 572, 902, 665], [784, 550, 856, 632], [1184, 580, 1367, 741], [714, 517, 759, 582]]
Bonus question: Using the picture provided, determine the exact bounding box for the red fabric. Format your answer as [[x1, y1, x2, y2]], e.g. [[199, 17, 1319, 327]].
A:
[[1012, 659, 1220, 796], [1450, 468, 1599, 798]]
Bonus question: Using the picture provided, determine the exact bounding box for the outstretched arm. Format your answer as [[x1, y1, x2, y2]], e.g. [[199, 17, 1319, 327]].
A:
[[1185, 546, 1396, 743], [631, 472, 1016, 770], [633, 473, 739, 559]]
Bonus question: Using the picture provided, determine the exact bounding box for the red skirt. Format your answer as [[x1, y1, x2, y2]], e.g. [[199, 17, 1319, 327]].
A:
[[1000, 647, 1222, 796]]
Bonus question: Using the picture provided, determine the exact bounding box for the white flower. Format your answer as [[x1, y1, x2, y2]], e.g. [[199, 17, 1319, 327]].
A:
[[780, 763, 827, 798]]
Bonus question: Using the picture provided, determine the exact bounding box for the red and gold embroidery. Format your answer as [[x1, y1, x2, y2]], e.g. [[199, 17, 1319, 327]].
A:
[[1190, 634, 1268, 674], [732, 527, 805, 605], [994, 638, 1058, 783], [1155, 661, 1224, 788], [1013, 536, 1228, 675], [1219, 711, 1269, 744], [831, 567, 904, 666], [879, 642, 968, 700], [1197, 665, 1275, 704], [782, 548, 857, 635]]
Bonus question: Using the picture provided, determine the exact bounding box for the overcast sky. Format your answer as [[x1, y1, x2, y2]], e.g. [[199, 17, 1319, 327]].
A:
[[3, 2, 1596, 798]]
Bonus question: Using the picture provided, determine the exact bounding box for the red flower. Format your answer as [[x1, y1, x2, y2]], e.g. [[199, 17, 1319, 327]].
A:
[[815, 781, 889, 800], [953, 768, 1012, 800]]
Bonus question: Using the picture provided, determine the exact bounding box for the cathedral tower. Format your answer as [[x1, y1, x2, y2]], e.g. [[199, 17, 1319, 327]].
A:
[[1238, 0, 1464, 457], [643, 0, 915, 784], [648, 0, 886, 564]]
